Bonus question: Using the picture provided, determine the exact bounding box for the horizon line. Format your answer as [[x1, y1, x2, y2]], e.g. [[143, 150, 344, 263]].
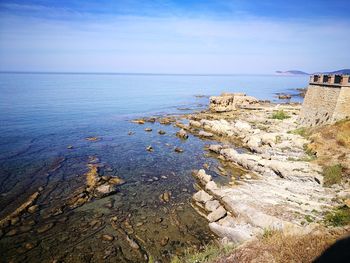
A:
[[0, 70, 308, 77]]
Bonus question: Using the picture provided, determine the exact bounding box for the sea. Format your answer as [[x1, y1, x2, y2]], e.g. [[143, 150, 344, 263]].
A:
[[0, 73, 308, 262]]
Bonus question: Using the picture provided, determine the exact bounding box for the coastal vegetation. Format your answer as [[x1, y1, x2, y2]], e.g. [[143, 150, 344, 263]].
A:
[[171, 244, 234, 263], [323, 164, 343, 186], [325, 206, 350, 226], [271, 110, 290, 120]]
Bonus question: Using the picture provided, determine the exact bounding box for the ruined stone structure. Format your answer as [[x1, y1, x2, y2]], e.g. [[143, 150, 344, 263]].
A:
[[299, 74, 350, 126]]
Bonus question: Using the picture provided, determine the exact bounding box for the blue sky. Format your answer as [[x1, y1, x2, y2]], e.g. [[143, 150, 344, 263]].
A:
[[0, 0, 349, 74]]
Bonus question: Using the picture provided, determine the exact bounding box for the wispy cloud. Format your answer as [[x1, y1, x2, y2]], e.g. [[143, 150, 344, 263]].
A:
[[0, 1, 349, 73]]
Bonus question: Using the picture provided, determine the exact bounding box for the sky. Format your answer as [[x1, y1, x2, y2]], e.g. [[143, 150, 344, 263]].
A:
[[0, 0, 349, 74]]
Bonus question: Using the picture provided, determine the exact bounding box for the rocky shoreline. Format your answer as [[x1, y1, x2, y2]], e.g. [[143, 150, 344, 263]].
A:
[[178, 93, 349, 247]]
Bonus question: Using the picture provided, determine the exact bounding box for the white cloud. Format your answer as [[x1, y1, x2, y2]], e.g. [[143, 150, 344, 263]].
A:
[[0, 7, 349, 73]]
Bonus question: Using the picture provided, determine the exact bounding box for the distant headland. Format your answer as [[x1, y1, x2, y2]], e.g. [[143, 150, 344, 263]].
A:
[[276, 69, 350, 76]]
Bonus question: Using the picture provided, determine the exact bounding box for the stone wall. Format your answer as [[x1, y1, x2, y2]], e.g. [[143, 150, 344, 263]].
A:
[[299, 85, 350, 127], [332, 87, 350, 121]]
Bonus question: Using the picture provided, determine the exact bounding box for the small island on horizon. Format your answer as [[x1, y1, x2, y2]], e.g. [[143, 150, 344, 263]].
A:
[[276, 69, 350, 76]]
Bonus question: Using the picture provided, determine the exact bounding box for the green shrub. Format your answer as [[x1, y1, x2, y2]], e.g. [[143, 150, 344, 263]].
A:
[[289, 127, 309, 137], [323, 164, 343, 186], [325, 206, 350, 226], [271, 110, 290, 120]]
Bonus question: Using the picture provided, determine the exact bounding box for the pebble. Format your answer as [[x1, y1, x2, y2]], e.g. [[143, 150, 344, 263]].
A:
[[161, 175, 167, 179], [128, 131, 135, 135], [155, 217, 163, 223], [10, 217, 20, 225], [28, 205, 39, 214], [136, 222, 144, 227], [160, 236, 169, 246], [6, 229, 17, 236], [37, 222, 54, 234], [144, 128, 152, 132], [19, 225, 32, 233], [101, 234, 114, 242], [67, 145, 74, 149], [126, 236, 140, 250], [24, 242, 36, 250], [158, 130, 166, 135], [159, 191, 171, 202], [174, 147, 183, 153]]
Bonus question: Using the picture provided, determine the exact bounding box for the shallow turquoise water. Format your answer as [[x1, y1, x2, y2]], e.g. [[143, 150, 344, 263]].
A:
[[0, 73, 308, 262]]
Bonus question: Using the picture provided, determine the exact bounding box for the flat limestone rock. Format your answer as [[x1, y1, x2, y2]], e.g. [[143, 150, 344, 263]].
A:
[[207, 206, 227, 222], [193, 190, 213, 204], [205, 200, 221, 212]]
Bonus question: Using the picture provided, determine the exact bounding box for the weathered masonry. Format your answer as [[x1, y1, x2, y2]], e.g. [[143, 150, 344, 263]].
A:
[[299, 74, 350, 126]]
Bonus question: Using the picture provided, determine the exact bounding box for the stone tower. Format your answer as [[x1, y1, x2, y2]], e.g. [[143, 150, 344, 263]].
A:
[[299, 74, 350, 126]]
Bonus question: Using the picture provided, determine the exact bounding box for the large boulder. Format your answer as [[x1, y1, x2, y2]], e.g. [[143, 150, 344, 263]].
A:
[[209, 93, 259, 112]]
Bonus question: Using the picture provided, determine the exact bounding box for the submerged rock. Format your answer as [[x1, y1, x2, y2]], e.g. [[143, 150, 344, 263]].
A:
[[158, 130, 166, 135], [160, 191, 171, 202], [101, 234, 114, 241], [144, 128, 152, 132], [85, 136, 99, 141], [27, 205, 39, 214], [37, 222, 54, 234]]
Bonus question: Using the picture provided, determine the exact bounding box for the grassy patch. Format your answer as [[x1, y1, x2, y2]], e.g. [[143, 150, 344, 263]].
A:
[[262, 228, 276, 239], [171, 244, 234, 263], [304, 215, 314, 223], [325, 206, 350, 226], [213, 231, 337, 263], [275, 135, 282, 144], [336, 132, 350, 147], [271, 110, 290, 120], [303, 144, 317, 160], [289, 127, 310, 137], [323, 164, 343, 186]]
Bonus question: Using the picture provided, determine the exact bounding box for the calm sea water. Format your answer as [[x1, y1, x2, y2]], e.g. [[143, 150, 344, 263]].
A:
[[0, 73, 307, 151], [0, 73, 308, 262]]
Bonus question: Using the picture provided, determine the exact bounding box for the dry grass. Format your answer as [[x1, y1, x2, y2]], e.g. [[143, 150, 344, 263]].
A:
[[307, 119, 350, 180], [323, 164, 343, 186], [171, 243, 234, 263], [213, 231, 338, 263]]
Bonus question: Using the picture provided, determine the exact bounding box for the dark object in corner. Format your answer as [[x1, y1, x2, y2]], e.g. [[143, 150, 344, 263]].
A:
[[313, 236, 350, 263]]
